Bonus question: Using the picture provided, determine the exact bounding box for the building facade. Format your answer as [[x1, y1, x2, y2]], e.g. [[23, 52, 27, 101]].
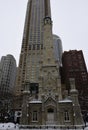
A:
[[62, 50, 88, 114], [14, 0, 84, 126]]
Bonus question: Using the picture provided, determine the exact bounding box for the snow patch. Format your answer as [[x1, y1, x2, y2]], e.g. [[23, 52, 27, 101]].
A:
[[29, 100, 42, 103], [85, 127, 88, 130], [0, 123, 19, 130], [59, 99, 72, 103]]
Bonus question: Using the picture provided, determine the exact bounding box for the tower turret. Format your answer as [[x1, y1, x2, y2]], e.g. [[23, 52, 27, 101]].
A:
[[70, 78, 84, 125], [43, 16, 56, 65]]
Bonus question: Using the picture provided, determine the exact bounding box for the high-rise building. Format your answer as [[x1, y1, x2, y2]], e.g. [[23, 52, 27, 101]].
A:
[[14, 0, 84, 126], [62, 50, 88, 113], [0, 54, 17, 95], [15, 0, 51, 96], [0, 54, 17, 110]]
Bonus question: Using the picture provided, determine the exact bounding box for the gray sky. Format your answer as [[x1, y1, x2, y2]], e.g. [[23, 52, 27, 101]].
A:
[[0, 0, 88, 69]]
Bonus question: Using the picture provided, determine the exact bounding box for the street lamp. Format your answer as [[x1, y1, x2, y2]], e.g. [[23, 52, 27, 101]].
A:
[[73, 104, 76, 129]]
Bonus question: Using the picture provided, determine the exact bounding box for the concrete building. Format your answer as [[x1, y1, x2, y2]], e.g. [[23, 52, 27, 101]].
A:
[[14, 0, 84, 127], [62, 50, 88, 114]]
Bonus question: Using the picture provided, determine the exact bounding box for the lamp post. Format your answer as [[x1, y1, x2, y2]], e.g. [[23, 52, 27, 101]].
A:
[[73, 104, 76, 129], [26, 103, 29, 124]]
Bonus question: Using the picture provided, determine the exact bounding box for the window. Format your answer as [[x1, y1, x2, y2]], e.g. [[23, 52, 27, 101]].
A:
[[32, 111, 38, 121], [29, 45, 31, 50], [64, 111, 69, 121], [41, 44, 43, 49], [37, 44, 40, 50], [33, 44, 36, 50]]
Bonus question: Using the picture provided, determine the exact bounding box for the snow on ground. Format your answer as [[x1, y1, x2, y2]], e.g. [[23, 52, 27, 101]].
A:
[[20, 128, 88, 130], [0, 123, 88, 130], [20, 125, 88, 130], [0, 122, 19, 130]]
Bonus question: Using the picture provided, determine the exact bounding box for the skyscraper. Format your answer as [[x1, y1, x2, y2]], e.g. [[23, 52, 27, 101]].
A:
[[14, 0, 84, 126], [0, 54, 16, 111], [0, 55, 16, 95], [53, 34, 63, 66], [15, 0, 51, 95]]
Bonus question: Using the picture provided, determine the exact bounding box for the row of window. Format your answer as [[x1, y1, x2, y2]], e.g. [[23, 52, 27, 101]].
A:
[[32, 110, 69, 122], [29, 44, 43, 50]]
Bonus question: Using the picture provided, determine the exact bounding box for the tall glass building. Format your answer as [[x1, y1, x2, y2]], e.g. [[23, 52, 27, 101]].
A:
[[0, 55, 16, 95], [0, 55, 16, 111], [53, 34, 63, 66]]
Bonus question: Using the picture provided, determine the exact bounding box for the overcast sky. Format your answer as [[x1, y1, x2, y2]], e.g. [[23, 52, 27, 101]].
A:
[[0, 0, 88, 69]]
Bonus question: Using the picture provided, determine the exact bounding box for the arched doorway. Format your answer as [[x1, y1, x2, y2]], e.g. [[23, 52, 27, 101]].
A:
[[47, 108, 54, 124]]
